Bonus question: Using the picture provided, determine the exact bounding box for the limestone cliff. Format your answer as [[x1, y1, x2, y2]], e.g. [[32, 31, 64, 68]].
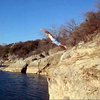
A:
[[0, 46, 64, 74], [47, 35, 100, 99]]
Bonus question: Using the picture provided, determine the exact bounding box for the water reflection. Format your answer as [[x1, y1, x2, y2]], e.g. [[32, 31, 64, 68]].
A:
[[0, 72, 49, 100]]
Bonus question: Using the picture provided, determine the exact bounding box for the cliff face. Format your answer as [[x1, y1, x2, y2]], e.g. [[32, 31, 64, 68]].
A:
[[47, 35, 100, 99], [0, 46, 64, 74]]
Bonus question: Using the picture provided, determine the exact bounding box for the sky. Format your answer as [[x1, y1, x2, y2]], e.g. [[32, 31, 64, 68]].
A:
[[0, 0, 98, 44]]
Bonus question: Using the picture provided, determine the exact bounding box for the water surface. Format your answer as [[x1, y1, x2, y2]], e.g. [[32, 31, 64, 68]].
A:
[[0, 72, 49, 100]]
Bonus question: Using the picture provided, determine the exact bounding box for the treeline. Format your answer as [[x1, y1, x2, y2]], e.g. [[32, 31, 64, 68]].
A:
[[69, 11, 100, 45], [0, 39, 55, 60]]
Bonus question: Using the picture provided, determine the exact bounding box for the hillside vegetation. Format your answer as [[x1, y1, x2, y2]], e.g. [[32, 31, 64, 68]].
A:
[[0, 39, 56, 60], [49, 10, 100, 47]]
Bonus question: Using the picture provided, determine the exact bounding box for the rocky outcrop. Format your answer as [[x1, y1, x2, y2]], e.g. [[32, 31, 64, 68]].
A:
[[47, 35, 100, 99], [0, 48, 64, 74], [0, 59, 27, 73]]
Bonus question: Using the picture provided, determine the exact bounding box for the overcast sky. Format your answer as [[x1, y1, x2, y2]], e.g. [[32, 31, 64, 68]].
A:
[[0, 0, 97, 44]]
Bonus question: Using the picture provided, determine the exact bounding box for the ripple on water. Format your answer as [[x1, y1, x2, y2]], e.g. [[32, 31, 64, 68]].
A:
[[0, 72, 49, 100]]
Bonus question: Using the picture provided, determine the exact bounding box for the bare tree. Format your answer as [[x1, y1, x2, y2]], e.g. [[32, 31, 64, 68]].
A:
[[45, 20, 78, 47], [65, 19, 78, 34]]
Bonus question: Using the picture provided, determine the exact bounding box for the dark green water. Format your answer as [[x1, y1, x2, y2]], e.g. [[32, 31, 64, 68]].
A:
[[0, 72, 49, 100]]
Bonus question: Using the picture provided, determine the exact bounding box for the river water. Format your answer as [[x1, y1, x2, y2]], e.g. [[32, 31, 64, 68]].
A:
[[0, 72, 49, 100]]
